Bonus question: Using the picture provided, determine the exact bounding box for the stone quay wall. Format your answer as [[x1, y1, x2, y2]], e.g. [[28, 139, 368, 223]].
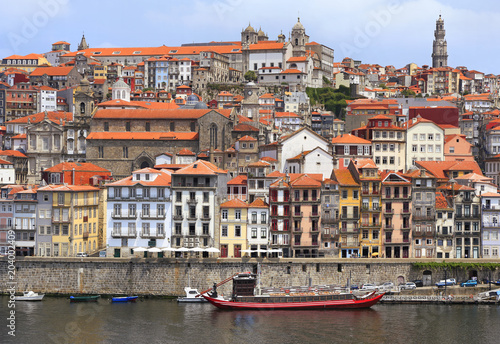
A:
[[1, 257, 499, 296]]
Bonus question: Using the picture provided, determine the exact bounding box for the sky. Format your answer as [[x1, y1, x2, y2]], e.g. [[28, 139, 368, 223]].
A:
[[1, 0, 499, 74]]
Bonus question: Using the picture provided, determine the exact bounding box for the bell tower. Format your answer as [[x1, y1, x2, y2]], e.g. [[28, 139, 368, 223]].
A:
[[432, 15, 448, 68]]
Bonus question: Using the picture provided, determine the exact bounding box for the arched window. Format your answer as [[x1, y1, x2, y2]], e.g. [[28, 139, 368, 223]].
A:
[[122, 90, 126, 99], [80, 102, 85, 114], [295, 38, 298, 46], [210, 123, 218, 149], [84, 242, 87, 253], [78, 242, 82, 253]]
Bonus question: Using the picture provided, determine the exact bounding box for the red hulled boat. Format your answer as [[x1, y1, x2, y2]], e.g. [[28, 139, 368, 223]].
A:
[[201, 272, 384, 310]]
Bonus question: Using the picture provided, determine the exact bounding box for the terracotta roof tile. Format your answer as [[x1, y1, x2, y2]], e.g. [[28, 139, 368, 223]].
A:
[[333, 169, 359, 186], [248, 198, 269, 208], [220, 198, 248, 208], [227, 175, 247, 185], [175, 160, 227, 175], [177, 148, 195, 156]]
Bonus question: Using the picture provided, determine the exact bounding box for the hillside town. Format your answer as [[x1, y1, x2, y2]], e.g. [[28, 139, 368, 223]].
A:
[[2, 16, 500, 261]]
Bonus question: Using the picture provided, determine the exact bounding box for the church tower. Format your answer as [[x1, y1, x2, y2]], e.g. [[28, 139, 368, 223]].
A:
[[78, 34, 89, 51], [432, 15, 448, 68], [290, 17, 308, 57], [241, 82, 260, 124]]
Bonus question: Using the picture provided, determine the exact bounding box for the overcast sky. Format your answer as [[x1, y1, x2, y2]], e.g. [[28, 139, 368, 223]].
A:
[[1, 0, 499, 74]]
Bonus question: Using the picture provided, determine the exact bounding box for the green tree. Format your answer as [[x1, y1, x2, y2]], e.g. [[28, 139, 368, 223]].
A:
[[244, 70, 257, 82], [379, 83, 388, 89], [401, 89, 416, 97]]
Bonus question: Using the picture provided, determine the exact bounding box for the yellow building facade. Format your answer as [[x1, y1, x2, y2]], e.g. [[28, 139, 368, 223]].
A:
[[219, 198, 248, 258]]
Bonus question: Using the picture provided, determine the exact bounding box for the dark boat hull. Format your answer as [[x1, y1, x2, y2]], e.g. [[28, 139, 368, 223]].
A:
[[70, 295, 100, 302], [202, 293, 384, 310]]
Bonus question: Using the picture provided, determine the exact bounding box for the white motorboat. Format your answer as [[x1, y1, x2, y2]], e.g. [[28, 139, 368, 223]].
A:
[[14, 291, 45, 301], [177, 287, 208, 303]]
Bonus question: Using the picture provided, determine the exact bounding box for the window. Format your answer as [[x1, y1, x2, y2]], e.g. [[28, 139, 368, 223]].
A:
[[222, 225, 228, 237], [420, 134, 425, 141], [104, 122, 109, 131], [428, 134, 433, 140], [222, 210, 228, 219], [420, 145, 426, 152], [428, 145, 433, 153], [413, 134, 418, 141], [98, 146, 104, 158], [449, 146, 454, 153], [235, 225, 241, 237], [344, 145, 349, 155], [375, 144, 381, 152], [342, 190, 348, 199], [235, 210, 241, 220], [435, 134, 441, 141], [353, 190, 359, 199], [436, 145, 441, 153], [123, 146, 128, 158], [125, 122, 131, 131]]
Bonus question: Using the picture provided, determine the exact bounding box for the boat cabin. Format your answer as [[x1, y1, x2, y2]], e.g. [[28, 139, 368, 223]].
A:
[[233, 273, 257, 297]]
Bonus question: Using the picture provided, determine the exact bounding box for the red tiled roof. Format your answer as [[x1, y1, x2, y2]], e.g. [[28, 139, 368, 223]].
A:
[[220, 198, 248, 208], [44, 162, 110, 173], [238, 135, 257, 141], [175, 160, 227, 175], [93, 108, 228, 119], [233, 123, 258, 132], [261, 156, 278, 162], [86, 132, 199, 141], [106, 170, 171, 187], [0, 150, 27, 158], [435, 192, 451, 209], [331, 134, 371, 145], [333, 169, 359, 186], [227, 175, 247, 185], [177, 148, 195, 156], [5, 111, 73, 125], [248, 198, 268, 208], [0, 158, 13, 165], [30, 66, 74, 76]]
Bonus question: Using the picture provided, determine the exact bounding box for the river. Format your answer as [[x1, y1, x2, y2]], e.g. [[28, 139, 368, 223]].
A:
[[1, 296, 500, 344]]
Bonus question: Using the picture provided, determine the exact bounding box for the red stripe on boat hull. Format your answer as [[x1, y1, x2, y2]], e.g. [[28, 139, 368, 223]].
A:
[[201, 293, 384, 310]]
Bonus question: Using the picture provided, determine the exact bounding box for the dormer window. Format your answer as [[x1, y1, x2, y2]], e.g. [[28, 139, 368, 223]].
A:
[[145, 174, 150, 181]]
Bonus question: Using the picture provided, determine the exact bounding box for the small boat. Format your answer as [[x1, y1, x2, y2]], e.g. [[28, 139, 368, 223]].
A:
[[177, 287, 208, 303], [112, 296, 139, 302], [14, 291, 44, 301], [69, 295, 100, 302], [201, 272, 384, 310]]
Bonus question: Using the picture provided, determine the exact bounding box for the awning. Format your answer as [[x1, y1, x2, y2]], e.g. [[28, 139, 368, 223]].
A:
[[371, 252, 379, 257]]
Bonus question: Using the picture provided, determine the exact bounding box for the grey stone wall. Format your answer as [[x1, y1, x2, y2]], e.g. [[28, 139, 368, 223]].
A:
[[1, 257, 499, 296]]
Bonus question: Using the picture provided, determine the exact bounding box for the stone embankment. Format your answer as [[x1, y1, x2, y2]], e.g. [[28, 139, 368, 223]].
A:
[[1, 257, 499, 297]]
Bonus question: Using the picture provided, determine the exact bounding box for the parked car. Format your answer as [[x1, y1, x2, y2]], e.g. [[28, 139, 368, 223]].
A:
[[76, 252, 89, 257], [435, 278, 456, 287], [380, 282, 394, 290], [361, 283, 378, 290], [400, 282, 417, 290], [460, 280, 478, 287], [412, 280, 424, 287]]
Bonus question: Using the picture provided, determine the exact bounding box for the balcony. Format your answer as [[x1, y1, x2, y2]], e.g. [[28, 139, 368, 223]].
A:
[[455, 213, 480, 219], [293, 212, 303, 218], [187, 213, 197, 221], [310, 212, 320, 218], [341, 213, 360, 220], [413, 213, 435, 221], [402, 208, 411, 214], [483, 222, 499, 228], [384, 224, 394, 230], [362, 205, 381, 212], [187, 198, 198, 205], [321, 215, 339, 224], [52, 217, 70, 223], [384, 208, 394, 214], [140, 231, 166, 239], [362, 189, 379, 196], [141, 211, 166, 220], [111, 229, 137, 238], [111, 211, 137, 219], [292, 227, 303, 233], [201, 214, 211, 221], [83, 231, 89, 240], [361, 222, 380, 228], [173, 214, 183, 221]]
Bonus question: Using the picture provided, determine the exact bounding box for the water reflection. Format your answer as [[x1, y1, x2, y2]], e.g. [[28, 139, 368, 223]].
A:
[[2, 297, 500, 344]]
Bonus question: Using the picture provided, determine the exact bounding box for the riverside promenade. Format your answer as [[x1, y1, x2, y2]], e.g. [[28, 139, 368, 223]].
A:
[[1, 257, 499, 297]]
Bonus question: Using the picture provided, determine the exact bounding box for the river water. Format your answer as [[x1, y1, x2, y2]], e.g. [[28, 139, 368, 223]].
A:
[[1, 296, 500, 344]]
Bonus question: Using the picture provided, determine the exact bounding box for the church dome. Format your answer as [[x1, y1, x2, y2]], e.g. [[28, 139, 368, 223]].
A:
[[194, 101, 208, 109], [292, 17, 304, 30], [244, 23, 255, 32], [257, 27, 265, 36]]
